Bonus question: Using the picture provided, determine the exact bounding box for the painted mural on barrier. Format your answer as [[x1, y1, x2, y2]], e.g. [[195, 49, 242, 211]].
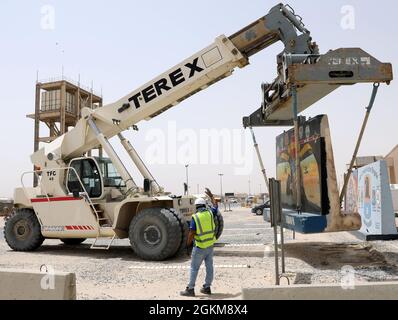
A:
[[276, 114, 362, 233], [358, 164, 382, 234], [346, 161, 397, 236], [344, 171, 359, 214], [276, 115, 329, 215]]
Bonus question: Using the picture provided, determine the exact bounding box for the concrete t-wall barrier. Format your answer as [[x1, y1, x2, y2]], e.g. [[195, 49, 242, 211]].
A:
[[0, 268, 76, 300], [242, 282, 398, 300]]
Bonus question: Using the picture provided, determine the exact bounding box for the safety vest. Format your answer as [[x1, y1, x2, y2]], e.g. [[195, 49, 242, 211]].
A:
[[193, 210, 216, 249]]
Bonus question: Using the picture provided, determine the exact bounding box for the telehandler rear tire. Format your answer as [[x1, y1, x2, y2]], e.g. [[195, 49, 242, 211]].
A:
[[4, 208, 44, 252], [60, 238, 86, 246], [129, 208, 182, 261]]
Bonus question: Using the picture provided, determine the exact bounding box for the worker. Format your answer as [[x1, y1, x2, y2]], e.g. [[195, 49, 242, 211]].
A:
[[180, 189, 218, 297]]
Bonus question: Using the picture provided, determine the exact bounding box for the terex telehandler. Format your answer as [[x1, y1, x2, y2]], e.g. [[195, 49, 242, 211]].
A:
[[4, 4, 392, 260]]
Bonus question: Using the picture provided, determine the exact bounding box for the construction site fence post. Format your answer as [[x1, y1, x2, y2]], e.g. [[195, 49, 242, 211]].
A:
[[270, 178, 283, 285]]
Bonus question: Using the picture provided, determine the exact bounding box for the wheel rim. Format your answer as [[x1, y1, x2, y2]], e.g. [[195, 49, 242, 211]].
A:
[[143, 225, 162, 246], [13, 219, 31, 240], [257, 210, 262, 215]]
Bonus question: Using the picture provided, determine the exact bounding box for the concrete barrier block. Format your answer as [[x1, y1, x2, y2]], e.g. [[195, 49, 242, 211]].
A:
[[0, 268, 76, 300], [242, 282, 398, 300]]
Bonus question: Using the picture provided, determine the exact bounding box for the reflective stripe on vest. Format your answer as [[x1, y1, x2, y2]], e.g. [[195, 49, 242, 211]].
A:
[[193, 210, 216, 249]]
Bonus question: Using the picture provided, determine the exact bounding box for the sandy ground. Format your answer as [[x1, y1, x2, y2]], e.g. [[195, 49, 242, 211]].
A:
[[1, 209, 398, 300]]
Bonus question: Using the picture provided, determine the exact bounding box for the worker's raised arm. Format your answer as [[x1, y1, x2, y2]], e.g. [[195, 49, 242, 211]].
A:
[[205, 188, 218, 209]]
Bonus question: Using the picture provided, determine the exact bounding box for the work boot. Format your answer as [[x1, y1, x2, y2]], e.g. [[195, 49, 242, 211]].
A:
[[180, 287, 195, 297], [200, 286, 212, 295]]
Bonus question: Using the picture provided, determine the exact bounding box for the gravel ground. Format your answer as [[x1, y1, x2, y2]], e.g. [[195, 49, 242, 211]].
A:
[[1, 209, 398, 300]]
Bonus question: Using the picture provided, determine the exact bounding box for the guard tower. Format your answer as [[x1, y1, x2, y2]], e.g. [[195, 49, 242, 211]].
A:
[[27, 77, 103, 185]]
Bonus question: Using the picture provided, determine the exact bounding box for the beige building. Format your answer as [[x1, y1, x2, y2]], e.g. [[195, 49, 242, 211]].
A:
[[385, 145, 398, 184], [349, 146, 398, 184]]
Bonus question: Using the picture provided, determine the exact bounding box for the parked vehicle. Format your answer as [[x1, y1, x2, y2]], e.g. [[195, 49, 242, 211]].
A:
[[251, 201, 270, 216]]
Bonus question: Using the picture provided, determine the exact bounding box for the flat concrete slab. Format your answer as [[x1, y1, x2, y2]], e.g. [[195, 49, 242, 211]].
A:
[[242, 282, 398, 300], [0, 268, 76, 300]]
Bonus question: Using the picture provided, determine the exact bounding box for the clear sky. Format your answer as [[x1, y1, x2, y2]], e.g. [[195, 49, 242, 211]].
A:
[[0, 0, 397, 197]]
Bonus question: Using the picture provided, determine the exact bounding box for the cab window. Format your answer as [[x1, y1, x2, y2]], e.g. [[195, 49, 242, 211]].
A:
[[67, 159, 102, 198], [97, 158, 126, 188]]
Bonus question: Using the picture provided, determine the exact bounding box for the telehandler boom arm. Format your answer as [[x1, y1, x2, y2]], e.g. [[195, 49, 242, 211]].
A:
[[32, 3, 317, 168]]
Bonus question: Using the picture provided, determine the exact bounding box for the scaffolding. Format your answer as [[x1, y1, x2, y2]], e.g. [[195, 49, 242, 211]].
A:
[[27, 77, 103, 186]]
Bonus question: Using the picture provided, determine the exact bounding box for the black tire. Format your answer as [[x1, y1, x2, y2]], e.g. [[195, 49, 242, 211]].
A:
[[214, 210, 224, 240], [256, 209, 263, 216], [60, 238, 86, 245], [170, 210, 189, 255], [129, 208, 182, 261], [4, 208, 44, 252]]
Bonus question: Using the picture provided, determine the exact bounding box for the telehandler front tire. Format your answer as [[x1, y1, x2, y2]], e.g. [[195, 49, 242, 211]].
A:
[[129, 208, 182, 261], [170, 210, 189, 256], [4, 208, 44, 252]]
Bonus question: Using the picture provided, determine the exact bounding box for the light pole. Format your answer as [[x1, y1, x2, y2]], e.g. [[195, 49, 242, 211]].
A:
[[219, 174, 224, 209], [185, 165, 189, 195], [248, 179, 251, 196], [260, 184, 264, 203]]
